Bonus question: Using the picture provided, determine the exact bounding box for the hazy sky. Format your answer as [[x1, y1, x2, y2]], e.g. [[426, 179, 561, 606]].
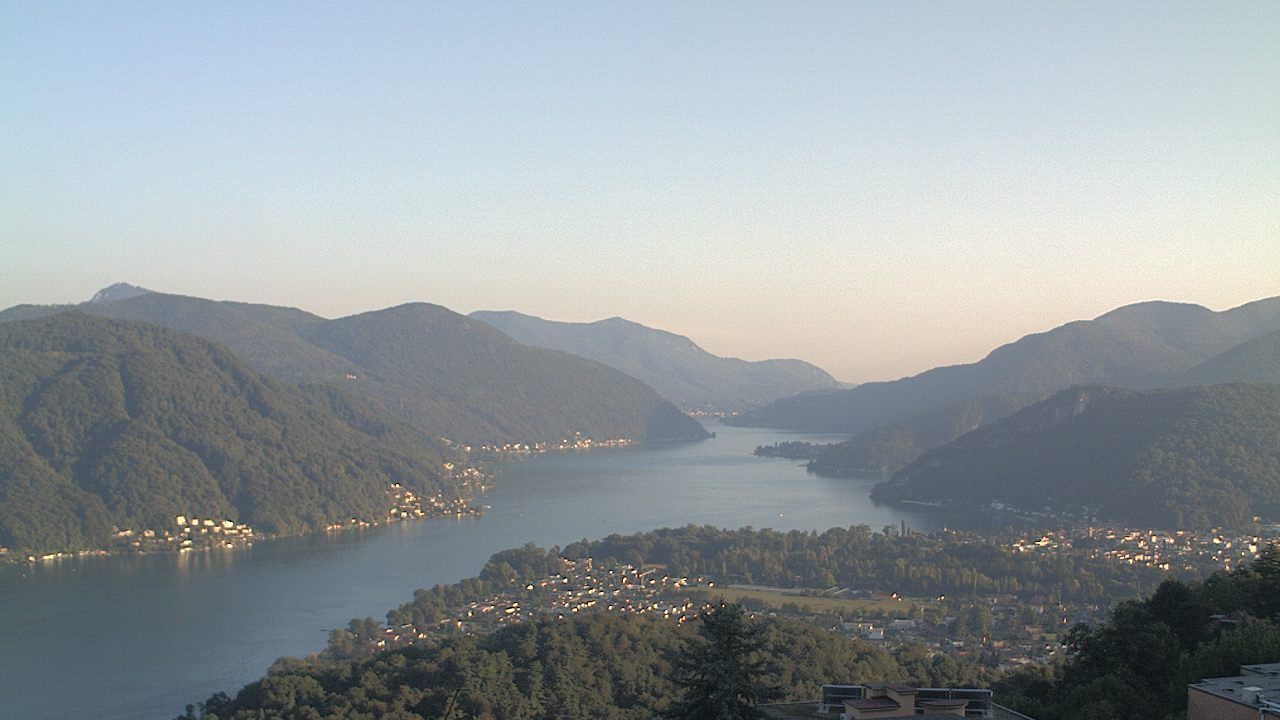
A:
[[3, 2, 1277, 381]]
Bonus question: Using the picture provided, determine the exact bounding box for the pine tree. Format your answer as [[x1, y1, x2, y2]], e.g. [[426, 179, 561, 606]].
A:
[[665, 602, 779, 720]]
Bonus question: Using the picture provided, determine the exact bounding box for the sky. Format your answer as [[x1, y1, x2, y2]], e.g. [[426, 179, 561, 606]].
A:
[[2, 2, 1277, 382]]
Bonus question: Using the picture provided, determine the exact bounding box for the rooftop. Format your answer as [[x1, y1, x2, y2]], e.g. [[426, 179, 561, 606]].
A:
[[1190, 670, 1280, 711], [759, 706, 1001, 720]]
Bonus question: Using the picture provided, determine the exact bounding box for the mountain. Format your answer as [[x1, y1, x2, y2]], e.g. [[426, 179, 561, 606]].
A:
[[0, 289, 708, 445], [300, 303, 707, 444], [872, 384, 1280, 529], [804, 394, 1034, 477], [729, 297, 1280, 434], [1173, 330, 1280, 387], [89, 282, 152, 303], [470, 310, 839, 412], [0, 313, 463, 556]]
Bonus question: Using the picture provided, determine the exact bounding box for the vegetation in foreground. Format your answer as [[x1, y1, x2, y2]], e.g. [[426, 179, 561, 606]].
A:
[[176, 609, 957, 720], [997, 543, 1280, 720]]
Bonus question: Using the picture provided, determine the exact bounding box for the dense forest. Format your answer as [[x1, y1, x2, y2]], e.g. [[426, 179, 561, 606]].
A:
[[729, 297, 1280, 434], [0, 313, 463, 555], [996, 544, 1280, 720], [471, 310, 839, 412], [874, 384, 1280, 529], [176, 608, 981, 720], [756, 394, 1032, 477], [0, 288, 708, 445]]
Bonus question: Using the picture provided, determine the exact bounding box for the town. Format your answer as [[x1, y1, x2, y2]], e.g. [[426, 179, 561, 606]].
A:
[[338, 523, 1276, 676], [360, 558, 709, 653]]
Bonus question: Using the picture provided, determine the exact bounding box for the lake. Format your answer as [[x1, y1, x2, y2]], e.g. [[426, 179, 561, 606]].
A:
[[0, 423, 987, 720]]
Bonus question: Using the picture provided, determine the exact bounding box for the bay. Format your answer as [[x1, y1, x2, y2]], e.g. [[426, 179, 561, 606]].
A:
[[0, 424, 987, 720]]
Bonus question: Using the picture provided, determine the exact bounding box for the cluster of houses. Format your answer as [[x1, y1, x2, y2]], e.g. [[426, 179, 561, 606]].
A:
[[369, 559, 711, 650], [1011, 526, 1274, 572], [453, 431, 636, 456], [171, 515, 255, 550]]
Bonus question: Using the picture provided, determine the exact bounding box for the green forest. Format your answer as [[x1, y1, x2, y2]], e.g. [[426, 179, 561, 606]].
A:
[[176, 608, 981, 720], [875, 384, 1280, 529], [756, 394, 1032, 477], [0, 292, 709, 445], [0, 313, 464, 555]]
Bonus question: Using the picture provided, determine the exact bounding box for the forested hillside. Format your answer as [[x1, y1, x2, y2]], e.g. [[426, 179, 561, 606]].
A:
[[0, 314, 462, 555], [472, 310, 839, 412], [757, 394, 1033, 477], [874, 384, 1280, 529], [730, 297, 1280, 434], [1175, 330, 1280, 386], [0, 289, 707, 445], [997, 544, 1280, 720]]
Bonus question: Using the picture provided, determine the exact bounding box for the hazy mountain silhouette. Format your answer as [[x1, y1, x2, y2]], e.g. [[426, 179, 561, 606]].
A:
[[471, 310, 838, 412], [730, 297, 1280, 434]]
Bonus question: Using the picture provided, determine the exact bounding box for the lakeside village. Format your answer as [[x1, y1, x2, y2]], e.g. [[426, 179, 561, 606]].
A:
[[5, 464, 491, 564], [340, 525, 1277, 674], [456, 431, 637, 456], [3, 428, 638, 565], [4, 427, 637, 564]]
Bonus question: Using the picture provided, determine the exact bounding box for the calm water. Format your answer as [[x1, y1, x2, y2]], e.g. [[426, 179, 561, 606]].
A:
[[0, 424, 983, 720]]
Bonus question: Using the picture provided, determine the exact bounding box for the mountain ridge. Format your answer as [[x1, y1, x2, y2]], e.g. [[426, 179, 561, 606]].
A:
[[0, 289, 708, 445], [471, 309, 839, 412], [728, 296, 1280, 434]]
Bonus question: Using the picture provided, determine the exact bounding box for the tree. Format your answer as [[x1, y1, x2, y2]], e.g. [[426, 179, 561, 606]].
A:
[[665, 602, 780, 720]]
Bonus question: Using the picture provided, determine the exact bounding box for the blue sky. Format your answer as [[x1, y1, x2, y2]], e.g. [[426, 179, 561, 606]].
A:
[[2, 2, 1277, 380]]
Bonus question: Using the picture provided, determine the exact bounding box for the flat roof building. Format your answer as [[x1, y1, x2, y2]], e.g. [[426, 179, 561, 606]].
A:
[[818, 683, 994, 718], [1188, 663, 1280, 719]]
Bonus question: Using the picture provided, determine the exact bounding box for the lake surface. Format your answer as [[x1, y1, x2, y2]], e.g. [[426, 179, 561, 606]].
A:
[[0, 423, 988, 720]]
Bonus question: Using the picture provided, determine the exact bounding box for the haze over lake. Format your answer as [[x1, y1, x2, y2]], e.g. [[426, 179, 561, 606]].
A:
[[0, 424, 989, 720]]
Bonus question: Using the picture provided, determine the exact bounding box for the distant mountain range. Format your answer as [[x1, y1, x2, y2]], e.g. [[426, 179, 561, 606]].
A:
[[800, 327, 1280, 478], [872, 383, 1280, 529], [470, 310, 839, 412], [0, 286, 708, 446], [0, 313, 465, 555], [729, 297, 1280, 435]]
